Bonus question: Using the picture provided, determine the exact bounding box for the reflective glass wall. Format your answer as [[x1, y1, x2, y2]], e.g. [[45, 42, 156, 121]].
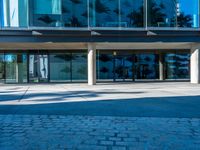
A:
[[5, 53, 27, 83], [97, 50, 160, 81], [0, 0, 199, 28], [164, 52, 190, 79], [49, 51, 87, 83], [30, 0, 88, 27]]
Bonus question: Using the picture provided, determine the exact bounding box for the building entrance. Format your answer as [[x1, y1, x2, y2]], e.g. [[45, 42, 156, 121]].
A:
[[114, 55, 135, 81]]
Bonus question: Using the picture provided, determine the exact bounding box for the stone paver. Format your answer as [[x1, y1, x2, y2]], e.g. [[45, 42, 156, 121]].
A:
[[0, 115, 200, 150]]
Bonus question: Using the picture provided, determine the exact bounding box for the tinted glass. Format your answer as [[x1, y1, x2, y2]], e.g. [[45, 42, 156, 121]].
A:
[[177, 0, 199, 28], [72, 52, 87, 81], [114, 54, 134, 81], [90, 0, 119, 27], [147, 0, 176, 27], [164, 53, 190, 79], [120, 0, 144, 27], [97, 52, 114, 80], [5, 53, 27, 83], [62, 0, 88, 27], [135, 54, 159, 79], [31, 0, 87, 27], [50, 53, 71, 82]]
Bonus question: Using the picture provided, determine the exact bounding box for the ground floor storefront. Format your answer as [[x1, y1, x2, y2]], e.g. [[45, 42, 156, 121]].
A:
[[0, 49, 191, 84]]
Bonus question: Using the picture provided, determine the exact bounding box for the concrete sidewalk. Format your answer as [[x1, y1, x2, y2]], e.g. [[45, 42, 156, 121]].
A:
[[0, 82, 200, 118]]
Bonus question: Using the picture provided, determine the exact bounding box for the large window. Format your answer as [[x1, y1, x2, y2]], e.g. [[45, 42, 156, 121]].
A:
[[31, 0, 87, 27], [0, 0, 28, 27], [164, 52, 190, 79], [5, 53, 27, 83], [97, 51, 114, 80], [177, 0, 199, 28], [147, 0, 177, 27], [50, 53, 71, 82], [120, 0, 144, 27], [0, 0, 199, 28], [90, 0, 119, 27], [135, 54, 159, 79], [49, 51, 87, 83], [72, 52, 87, 81]]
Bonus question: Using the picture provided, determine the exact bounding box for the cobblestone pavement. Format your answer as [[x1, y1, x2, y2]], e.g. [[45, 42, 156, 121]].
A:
[[0, 115, 200, 150]]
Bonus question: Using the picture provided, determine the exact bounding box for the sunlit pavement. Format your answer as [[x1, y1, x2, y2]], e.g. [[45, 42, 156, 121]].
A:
[[0, 82, 200, 149]]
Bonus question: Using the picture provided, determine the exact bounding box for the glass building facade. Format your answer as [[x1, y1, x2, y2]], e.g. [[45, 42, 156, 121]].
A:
[[0, 0, 199, 28], [0, 50, 190, 83], [97, 50, 190, 82]]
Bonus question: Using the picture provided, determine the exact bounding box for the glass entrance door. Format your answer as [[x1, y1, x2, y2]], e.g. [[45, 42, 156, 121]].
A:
[[29, 53, 48, 83], [114, 55, 134, 81]]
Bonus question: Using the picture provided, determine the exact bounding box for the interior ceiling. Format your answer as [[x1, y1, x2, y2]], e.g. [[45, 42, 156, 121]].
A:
[[0, 42, 195, 50]]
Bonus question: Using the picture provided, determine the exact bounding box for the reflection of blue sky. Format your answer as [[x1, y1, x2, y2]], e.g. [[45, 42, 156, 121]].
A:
[[179, 0, 199, 14]]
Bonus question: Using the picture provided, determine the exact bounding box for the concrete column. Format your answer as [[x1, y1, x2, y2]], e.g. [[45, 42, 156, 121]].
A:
[[88, 43, 96, 85], [159, 52, 164, 80], [191, 48, 200, 84]]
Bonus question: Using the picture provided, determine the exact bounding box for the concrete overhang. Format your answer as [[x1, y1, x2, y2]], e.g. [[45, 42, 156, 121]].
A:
[[0, 42, 194, 50]]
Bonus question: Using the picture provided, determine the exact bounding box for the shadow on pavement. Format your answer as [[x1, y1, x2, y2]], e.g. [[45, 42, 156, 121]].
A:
[[0, 94, 200, 118]]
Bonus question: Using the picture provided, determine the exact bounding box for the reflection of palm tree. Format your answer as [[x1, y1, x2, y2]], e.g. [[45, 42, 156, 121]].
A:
[[95, 0, 110, 14], [69, 0, 83, 27], [177, 13, 192, 27], [127, 6, 144, 27], [148, 2, 166, 26], [38, 15, 55, 24]]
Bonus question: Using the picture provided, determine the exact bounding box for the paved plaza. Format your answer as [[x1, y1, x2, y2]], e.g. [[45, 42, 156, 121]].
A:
[[0, 82, 200, 149]]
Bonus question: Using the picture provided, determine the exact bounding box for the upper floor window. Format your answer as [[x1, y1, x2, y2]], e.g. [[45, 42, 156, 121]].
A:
[[0, 0, 28, 27], [0, 0, 199, 28], [31, 0, 87, 27], [147, 0, 199, 28]]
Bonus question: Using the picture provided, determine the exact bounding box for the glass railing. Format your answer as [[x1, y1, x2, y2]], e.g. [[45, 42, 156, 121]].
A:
[[0, 0, 199, 30]]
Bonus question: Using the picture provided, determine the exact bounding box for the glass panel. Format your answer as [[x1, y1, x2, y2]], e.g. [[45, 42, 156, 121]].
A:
[[90, 0, 119, 27], [0, 53, 5, 83], [5, 53, 27, 83], [62, 0, 88, 27], [50, 53, 71, 82], [177, 0, 199, 28], [29, 54, 48, 83], [176, 53, 190, 79], [120, 0, 144, 27], [164, 53, 177, 79], [165, 53, 190, 79], [97, 52, 114, 80], [114, 54, 134, 81], [32, 0, 88, 27], [32, 0, 62, 27], [135, 54, 159, 79], [72, 52, 87, 81], [147, 0, 177, 27], [114, 55, 124, 80], [1, 0, 28, 27]]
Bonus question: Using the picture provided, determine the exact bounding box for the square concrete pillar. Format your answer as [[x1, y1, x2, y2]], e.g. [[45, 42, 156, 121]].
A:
[[88, 43, 96, 85], [191, 48, 200, 84], [159, 52, 164, 81]]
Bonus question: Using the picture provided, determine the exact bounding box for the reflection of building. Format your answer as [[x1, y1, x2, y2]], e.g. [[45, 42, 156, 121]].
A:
[[0, 0, 200, 84]]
